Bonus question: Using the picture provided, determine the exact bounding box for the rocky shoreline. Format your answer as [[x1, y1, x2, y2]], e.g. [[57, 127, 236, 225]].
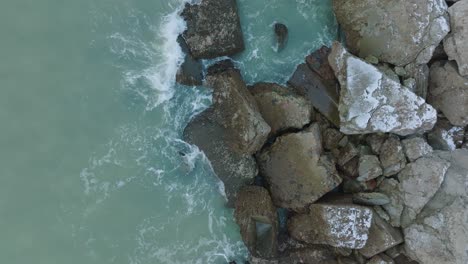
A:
[[178, 0, 468, 263]]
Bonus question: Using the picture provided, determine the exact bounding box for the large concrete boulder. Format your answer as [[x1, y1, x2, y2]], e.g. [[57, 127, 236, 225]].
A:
[[328, 43, 437, 136], [250, 82, 312, 135], [234, 186, 278, 258], [288, 204, 373, 249], [444, 0, 468, 77], [428, 61, 468, 126], [404, 150, 468, 264], [332, 0, 450, 66], [181, 0, 244, 59], [379, 156, 450, 227], [257, 124, 342, 211], [184, 109, 257, 205], [206, 66, 270, 154]]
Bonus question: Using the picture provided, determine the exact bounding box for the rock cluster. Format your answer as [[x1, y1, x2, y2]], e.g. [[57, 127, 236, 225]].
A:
[[180, 0, 468, 263]]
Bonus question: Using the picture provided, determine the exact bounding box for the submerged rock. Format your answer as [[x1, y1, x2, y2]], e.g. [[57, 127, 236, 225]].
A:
[[328, 42, 437, 136], [379, 156, 450, 227], [288, 204, 373, 249], [332, 0, 450, 66], [250, 82, 312, 135], [206, 67, 270, 154], [404, 150, 468, 264], [257, 124, 342, 211], [181, 0, 244, 59], [444, 0, 468, 76], [183, 109, 257, 205], [289, 47, 340, 126], [234, 186, 278, 258], [175, 35, 203, 86], [428, 61, 468, 126], [274, 23, 288, 52]]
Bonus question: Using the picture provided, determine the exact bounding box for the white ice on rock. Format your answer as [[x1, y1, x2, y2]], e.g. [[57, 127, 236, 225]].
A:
[[328, 42, 437, 136]]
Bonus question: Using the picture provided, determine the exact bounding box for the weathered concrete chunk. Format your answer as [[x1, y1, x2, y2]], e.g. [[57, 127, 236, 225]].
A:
[[258, 124, 342, 211], [234, 186, 278, 258], [332, 0, 450, 66], [289, 47, 340, 126], [428, 61, 468, 126], [184, 109, 257, 205], [401, 137, 433, 162], [379, 156, 450, 227], [328, 43, 437, 136], [360, 212, 404, 258], [444, 0, 468, 76], [353, 192, 390, 206], [207, 68, 270, 154], [181, 0, 244, 59], [288, 204, 373, 249], [250, 82, 312, 135], [379, 135, 407, 177], [357, 155, 383, 182], [404, 150, 468, 264], [175, 35, 203, 86]]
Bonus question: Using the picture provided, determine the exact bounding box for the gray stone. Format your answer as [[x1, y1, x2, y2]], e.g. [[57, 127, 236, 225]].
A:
[[379, 156, 450, 227], [338, 142, 359, 167], [207, 68, 270, 154], [181, 0, 244, 59], [278, 247, 338, 264], [394, 67, 407, 77], [427, 118, 465, 150], [184, 109, 257, 205], [360, 212, 404, 258], [257, 124, 342, 211], [353, 192, 390, 206], [357, 155, 383, 181], [404, 150, 468, 264], [288, 204, 373, 249], [340, 156, 360, 179], [428, 61, 468, 126], [323, 128, 345, 151], [175, 35, 203, 86], [404, 63, 429, 99], [328, 43, 437, 136], [366, 255, 395, 264], [379, 135, 407, 177], [373, 206, 391, 223], [332, 0, 450, 66], [234, 186, 278, 258], [401, 137, 433, 162], [444, 0, 468, 76], [366, 134, 387, 155], [377, 64, 400, 83], [250, 82, 312, 135]]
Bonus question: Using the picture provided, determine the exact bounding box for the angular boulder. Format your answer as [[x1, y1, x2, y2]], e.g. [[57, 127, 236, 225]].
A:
[[357, 155, 382, 182], [404, 150, 468, 264], [288, 204, 373, 249], [257, 124, 342, 211], [366, 255, 395, 264], [379, 135, 407, 177], [444, 0, 468, 76], [184, 109, 257, 205], [289, 47, 340, 126], [175, 35, 203, 86], [207, 67, 270, 154], [332, 0, 450, 66], [379, 156, 450, 227], [328, 42, 437, 136], [234, 186, 278, 258], [428, 61, 468, 126], [401, 137, 433, 162], [250, 82, 312, 135], [181, 0, 244, 59]]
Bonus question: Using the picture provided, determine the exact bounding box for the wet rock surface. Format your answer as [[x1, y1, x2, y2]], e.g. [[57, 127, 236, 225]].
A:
[[274, 23, 288, 52], [288, 204, 373, 249], [444, 0, 468, 76], [175, 35, 203, 86], [329, 43, 437, 136], [181, 0, 244, 59], [332, 0, 450, 66]]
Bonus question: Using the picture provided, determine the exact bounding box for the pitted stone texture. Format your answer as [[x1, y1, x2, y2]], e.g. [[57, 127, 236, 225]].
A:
[[258, 124, 342, 211], [207, 69, 270, 154], [401, 137, 433, 162], [332, 0, 450, 66], [328, 43, 437, 136], [428, 61, 468, 126], [288, 204, 373, 249], [250, 82, 312, 135], [444, 0, 468, 76], [181, 0, 244, 59], [404, 150, 468, 264], [234, 186, 278, 258], [379, 156, 450, 227]]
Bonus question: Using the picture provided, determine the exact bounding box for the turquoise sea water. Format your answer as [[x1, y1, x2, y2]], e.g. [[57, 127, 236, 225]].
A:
[[0, 0, 336, 263]]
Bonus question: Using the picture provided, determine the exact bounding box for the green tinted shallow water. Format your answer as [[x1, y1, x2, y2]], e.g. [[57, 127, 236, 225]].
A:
[[0, 0, 335, 263]]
